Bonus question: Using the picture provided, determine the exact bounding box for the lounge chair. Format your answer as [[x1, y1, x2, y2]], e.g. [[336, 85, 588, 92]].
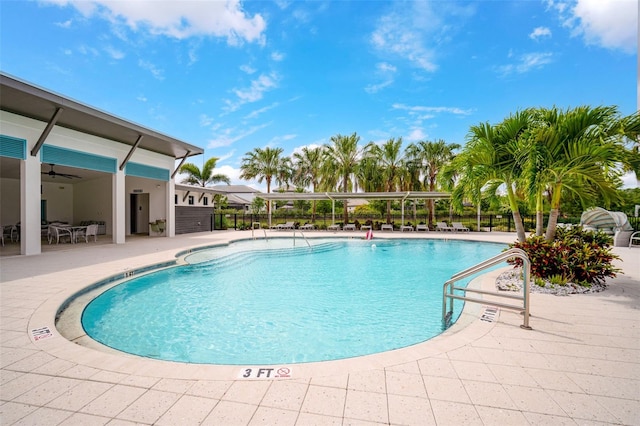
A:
[[400, 225, 414, 232], [327, 224, 341, 231], [436, 222, 454, 232], [452, 222, 470, 232], [416, 224, 429, 232], [380, 224, 393, 231], [343, 224, 356, 231], [275, 221, 295, 230], [299, 223, 316, 230]]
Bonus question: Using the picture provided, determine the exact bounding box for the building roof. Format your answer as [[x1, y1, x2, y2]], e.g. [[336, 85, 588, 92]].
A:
[[0, 72, 203, 160], [211, 184, 262, 194]]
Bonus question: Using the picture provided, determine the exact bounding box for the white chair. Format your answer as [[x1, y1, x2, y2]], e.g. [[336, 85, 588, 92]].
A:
[[400, 225, 414, 232], [299, 223, 316, 230], [452, 222, 470, 232], [436, 222, 454, 232], [343, 224, 357, 231], [416, 224, 429, 232], [77, 224, 99, 243], [381, 224, 394, 231], [48, 225, 72, 244], [327, 224, 341, 231]]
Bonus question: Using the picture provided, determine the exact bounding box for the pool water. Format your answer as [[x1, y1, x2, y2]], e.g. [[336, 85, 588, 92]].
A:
[[82, 238, 505, 364]]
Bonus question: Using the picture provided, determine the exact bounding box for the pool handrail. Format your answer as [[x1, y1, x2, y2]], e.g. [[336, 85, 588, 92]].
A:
[[442, 248, 531, 330]]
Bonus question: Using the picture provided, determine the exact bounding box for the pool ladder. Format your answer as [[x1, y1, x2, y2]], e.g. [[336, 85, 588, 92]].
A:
[[293, 230, 312, 249], [442, 248, 532, 330], [251, 227, 268, 241]]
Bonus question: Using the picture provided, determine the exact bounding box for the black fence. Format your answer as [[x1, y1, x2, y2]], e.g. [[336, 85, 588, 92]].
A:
[[210, 212, 640, 232]]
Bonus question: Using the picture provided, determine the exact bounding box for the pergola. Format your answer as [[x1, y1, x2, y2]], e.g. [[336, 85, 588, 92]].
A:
[[260, 191, 451, 227]]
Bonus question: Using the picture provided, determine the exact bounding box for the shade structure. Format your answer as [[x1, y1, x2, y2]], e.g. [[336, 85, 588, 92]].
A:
[[580, 207, 632, 231], [260, 191, 451, 227]]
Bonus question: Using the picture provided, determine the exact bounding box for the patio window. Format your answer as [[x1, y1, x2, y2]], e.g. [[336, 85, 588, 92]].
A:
[[188, 195, 194, 205], [203, 197, 208, 206]]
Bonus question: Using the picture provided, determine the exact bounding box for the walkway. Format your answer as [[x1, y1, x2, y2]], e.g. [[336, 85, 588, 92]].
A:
[[1, 230, 638, 425]]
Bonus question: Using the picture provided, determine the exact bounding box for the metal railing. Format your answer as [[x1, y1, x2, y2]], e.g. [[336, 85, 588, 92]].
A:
[[293, 230, 312, 248], [442, 248, 532, 330]]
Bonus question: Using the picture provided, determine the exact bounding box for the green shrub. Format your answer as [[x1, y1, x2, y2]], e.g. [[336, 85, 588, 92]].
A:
[[508, 226, 620, 286]]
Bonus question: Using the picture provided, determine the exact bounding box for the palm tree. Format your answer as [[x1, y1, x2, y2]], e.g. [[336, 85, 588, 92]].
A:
[[239, 147, 287, 215], [179, 157, 231, 187], [322, 132, 363, 223], [366, 137, 405, 223], [292, 146, 323, 221], [456, 112, 531, 242], [525, 106, 625, 241], [406, 140, 460, 227]]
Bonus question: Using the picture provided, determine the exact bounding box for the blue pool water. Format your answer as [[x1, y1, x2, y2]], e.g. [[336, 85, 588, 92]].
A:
[[82, 238, 505, 365]]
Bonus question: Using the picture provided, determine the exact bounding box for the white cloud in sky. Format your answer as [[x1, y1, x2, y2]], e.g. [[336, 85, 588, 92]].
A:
[[244, 102, 280, 120], [207, 122, 271, 149], [138, 59, 164, 80], [240, 64, 256, 74], [392, 104, 473, 116], [496, 52, 553, 75], [529, 26, 552, 40], [223, 72, 279, 113], [406, 128, 427, 142], [104, 45, 124, 60], [547, 0, 637, 53], [271, 51, 285, 61], [365, 62, 397, 94], [55, 19, 73, 28], [42, 0, 266, 45]]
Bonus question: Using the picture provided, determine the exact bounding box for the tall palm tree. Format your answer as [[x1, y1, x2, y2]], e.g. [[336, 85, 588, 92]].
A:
[[457, 112, 531, 242], [322, 132, 363, 223], [366, 137, 405, 223], [292, 146, 323, 221], [179, 157, 231, 187], [406, 140, 460, 227], [526, 106, 624, 241], [239, 147, 287, 215]]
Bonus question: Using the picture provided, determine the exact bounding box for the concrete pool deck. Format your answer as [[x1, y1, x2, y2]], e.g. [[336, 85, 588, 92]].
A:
[[1, 230, 638, 425]]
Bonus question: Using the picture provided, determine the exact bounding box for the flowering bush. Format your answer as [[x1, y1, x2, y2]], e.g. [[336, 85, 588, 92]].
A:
[[508, 226, 620, 286]]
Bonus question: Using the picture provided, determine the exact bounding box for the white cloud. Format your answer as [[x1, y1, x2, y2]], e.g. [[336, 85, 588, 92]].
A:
[[137, 94, 147, 102], [392, 104, 473, 116], [223, 73, 279, 113], [370, 2, 475, 73], [496, 52, 553, 75], [547, 0, 637, 53], [529, 26, 552, 40], [271, 51, 285, 61], [207, 122, 271, 148], [244, 102, 280, 120], [406, 128, 427, 142], [104, 45, 125, 60], [42, 0, 266, 45], [55, 19, 73, 28], [240, 64, 256, 74], [138, 59, 164, 80], [365, 62, 397, 94], [199, 114, 215, 127]]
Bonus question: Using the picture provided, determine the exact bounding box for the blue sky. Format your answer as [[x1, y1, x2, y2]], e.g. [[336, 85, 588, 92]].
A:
[[1, 0, 638, 190]]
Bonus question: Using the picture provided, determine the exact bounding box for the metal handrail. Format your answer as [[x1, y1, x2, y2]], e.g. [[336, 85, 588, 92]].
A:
[[251, 227, 268, 241], [293, 230, 312, 248], [442, 248, 531, 330]]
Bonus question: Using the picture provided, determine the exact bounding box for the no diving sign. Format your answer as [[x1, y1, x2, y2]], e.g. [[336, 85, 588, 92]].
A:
[[31, 326, 55, 342], [238, 366, 292, 379]]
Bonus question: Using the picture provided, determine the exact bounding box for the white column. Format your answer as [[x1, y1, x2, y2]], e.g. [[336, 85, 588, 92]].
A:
[[21, 155, 41, 255], [167, 181, 175, 237], [112, 170, 126, 244]]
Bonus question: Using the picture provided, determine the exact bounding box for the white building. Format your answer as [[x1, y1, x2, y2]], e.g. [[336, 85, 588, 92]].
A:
[[0, 73, 204, 255]]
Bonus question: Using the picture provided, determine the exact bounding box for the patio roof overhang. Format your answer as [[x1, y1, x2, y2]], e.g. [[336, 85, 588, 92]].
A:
[[0, 72, 204, 161]]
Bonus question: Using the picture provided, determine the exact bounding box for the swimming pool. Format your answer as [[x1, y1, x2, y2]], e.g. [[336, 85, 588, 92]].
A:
[[81, 238, 505, 365]]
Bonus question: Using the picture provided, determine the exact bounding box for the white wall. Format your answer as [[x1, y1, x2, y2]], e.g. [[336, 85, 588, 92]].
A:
[[0, 177, 20, 225], [74, 175, 112, 233], [41, 181, 74, 223], [125, 177, 167, 235]]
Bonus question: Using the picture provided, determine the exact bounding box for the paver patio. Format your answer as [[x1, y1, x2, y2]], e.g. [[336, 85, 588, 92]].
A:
[[1, 231, 638, 425]]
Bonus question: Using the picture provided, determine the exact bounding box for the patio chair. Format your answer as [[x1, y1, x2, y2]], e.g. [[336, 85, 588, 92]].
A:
[[299, 223, 316, 230], [416, 224, 429, 232], [343, 224, 357, 231], [400, 225, 414, 232], [275, 221, 295, 230], [452, 222, 470, 232], [327, 224, 341, 231], [436, 222, 454, 232], [380, 224, 393, 231], [48, 225, 73, 244], [76, 224, 99, 243]]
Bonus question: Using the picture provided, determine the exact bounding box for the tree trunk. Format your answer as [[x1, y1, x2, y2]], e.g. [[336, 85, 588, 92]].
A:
[[506, 185, 527, 242], [545, 208, 560, 241], [535, 191, 544, 236]]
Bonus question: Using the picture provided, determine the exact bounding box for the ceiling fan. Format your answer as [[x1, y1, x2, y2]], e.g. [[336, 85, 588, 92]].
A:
[[42, 163, 82, 179]]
